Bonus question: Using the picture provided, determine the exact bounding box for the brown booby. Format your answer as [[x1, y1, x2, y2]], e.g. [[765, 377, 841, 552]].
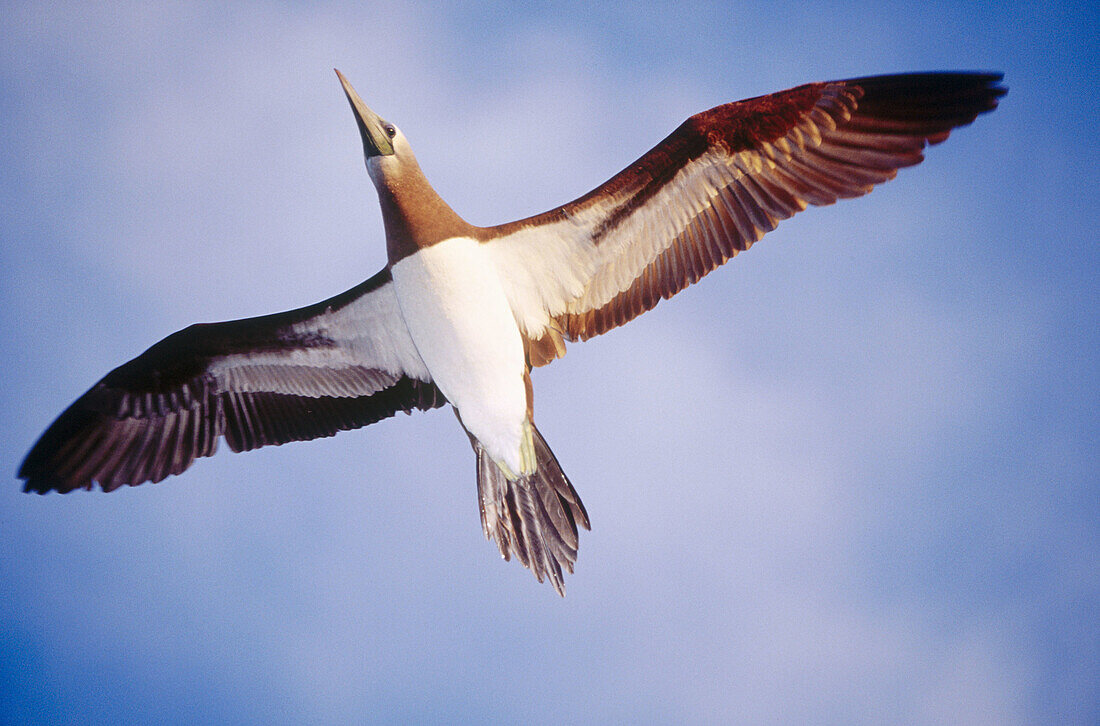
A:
[[19, 70, 1005, 594]]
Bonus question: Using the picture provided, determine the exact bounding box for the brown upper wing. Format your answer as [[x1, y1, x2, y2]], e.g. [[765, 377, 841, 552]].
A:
[[485, 72, 1005, 350]]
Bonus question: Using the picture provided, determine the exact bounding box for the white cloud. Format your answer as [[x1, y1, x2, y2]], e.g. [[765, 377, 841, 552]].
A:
[[3, 3, 1094, 724]]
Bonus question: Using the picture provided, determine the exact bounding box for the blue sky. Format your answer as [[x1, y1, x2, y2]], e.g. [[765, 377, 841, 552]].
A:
[[2, 2, 1096, 723]]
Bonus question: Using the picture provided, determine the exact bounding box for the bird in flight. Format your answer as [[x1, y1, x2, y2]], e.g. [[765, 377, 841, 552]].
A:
[[20, 70, 1004, 594]]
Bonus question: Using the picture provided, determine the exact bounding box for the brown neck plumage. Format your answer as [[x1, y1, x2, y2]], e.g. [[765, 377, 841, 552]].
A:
[[374, 155, 475, 264]]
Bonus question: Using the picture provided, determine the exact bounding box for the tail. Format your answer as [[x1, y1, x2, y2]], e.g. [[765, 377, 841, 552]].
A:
[[471, 423, 590, 595]]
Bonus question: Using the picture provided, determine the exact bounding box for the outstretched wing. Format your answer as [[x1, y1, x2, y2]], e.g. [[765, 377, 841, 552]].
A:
[[484, 72, 1005, 356], [20, 268, 444, 494]]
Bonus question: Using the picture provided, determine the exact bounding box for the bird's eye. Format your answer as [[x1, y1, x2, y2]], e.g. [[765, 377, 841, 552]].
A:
[[384, 124, 396, 138]]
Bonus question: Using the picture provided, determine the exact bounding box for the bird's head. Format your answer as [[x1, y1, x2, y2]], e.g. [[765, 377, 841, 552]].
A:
[[335, 69, 410, 179]]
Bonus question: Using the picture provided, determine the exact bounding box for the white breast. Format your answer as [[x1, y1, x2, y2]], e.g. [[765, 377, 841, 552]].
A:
[[391, 237, 528, 472]]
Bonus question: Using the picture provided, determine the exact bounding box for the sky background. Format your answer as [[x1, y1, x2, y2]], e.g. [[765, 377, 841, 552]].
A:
[[2, 2, 1096, 724]]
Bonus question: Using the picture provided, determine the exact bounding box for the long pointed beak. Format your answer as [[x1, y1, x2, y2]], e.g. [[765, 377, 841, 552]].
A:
[[335, 69, 394, 157]]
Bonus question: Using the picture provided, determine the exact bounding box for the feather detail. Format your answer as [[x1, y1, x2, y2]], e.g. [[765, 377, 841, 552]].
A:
[[483, 72, 1005, 343]]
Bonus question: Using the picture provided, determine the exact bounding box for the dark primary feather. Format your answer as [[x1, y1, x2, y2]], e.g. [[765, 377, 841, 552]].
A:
[[491, 72, 1005, 342], [19, 71, 1003, 597], [20, 269, 445, 494]]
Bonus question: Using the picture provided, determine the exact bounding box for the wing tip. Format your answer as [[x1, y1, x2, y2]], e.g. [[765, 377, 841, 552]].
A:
[[20, 479, 49, 495], [19, 460, 102, 494], [843, 71, 1007, 111], [20, 472, 74, 495]]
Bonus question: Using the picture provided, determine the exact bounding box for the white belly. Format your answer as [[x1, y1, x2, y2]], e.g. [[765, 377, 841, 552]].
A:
[[391, 237, 529, 473]]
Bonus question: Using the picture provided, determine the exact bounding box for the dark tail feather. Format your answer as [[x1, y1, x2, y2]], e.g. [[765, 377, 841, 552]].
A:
[[471, 424, 590, 596]]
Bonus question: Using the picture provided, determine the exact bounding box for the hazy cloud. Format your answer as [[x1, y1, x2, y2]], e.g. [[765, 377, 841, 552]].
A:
[[2, 3, 1096, 724]]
